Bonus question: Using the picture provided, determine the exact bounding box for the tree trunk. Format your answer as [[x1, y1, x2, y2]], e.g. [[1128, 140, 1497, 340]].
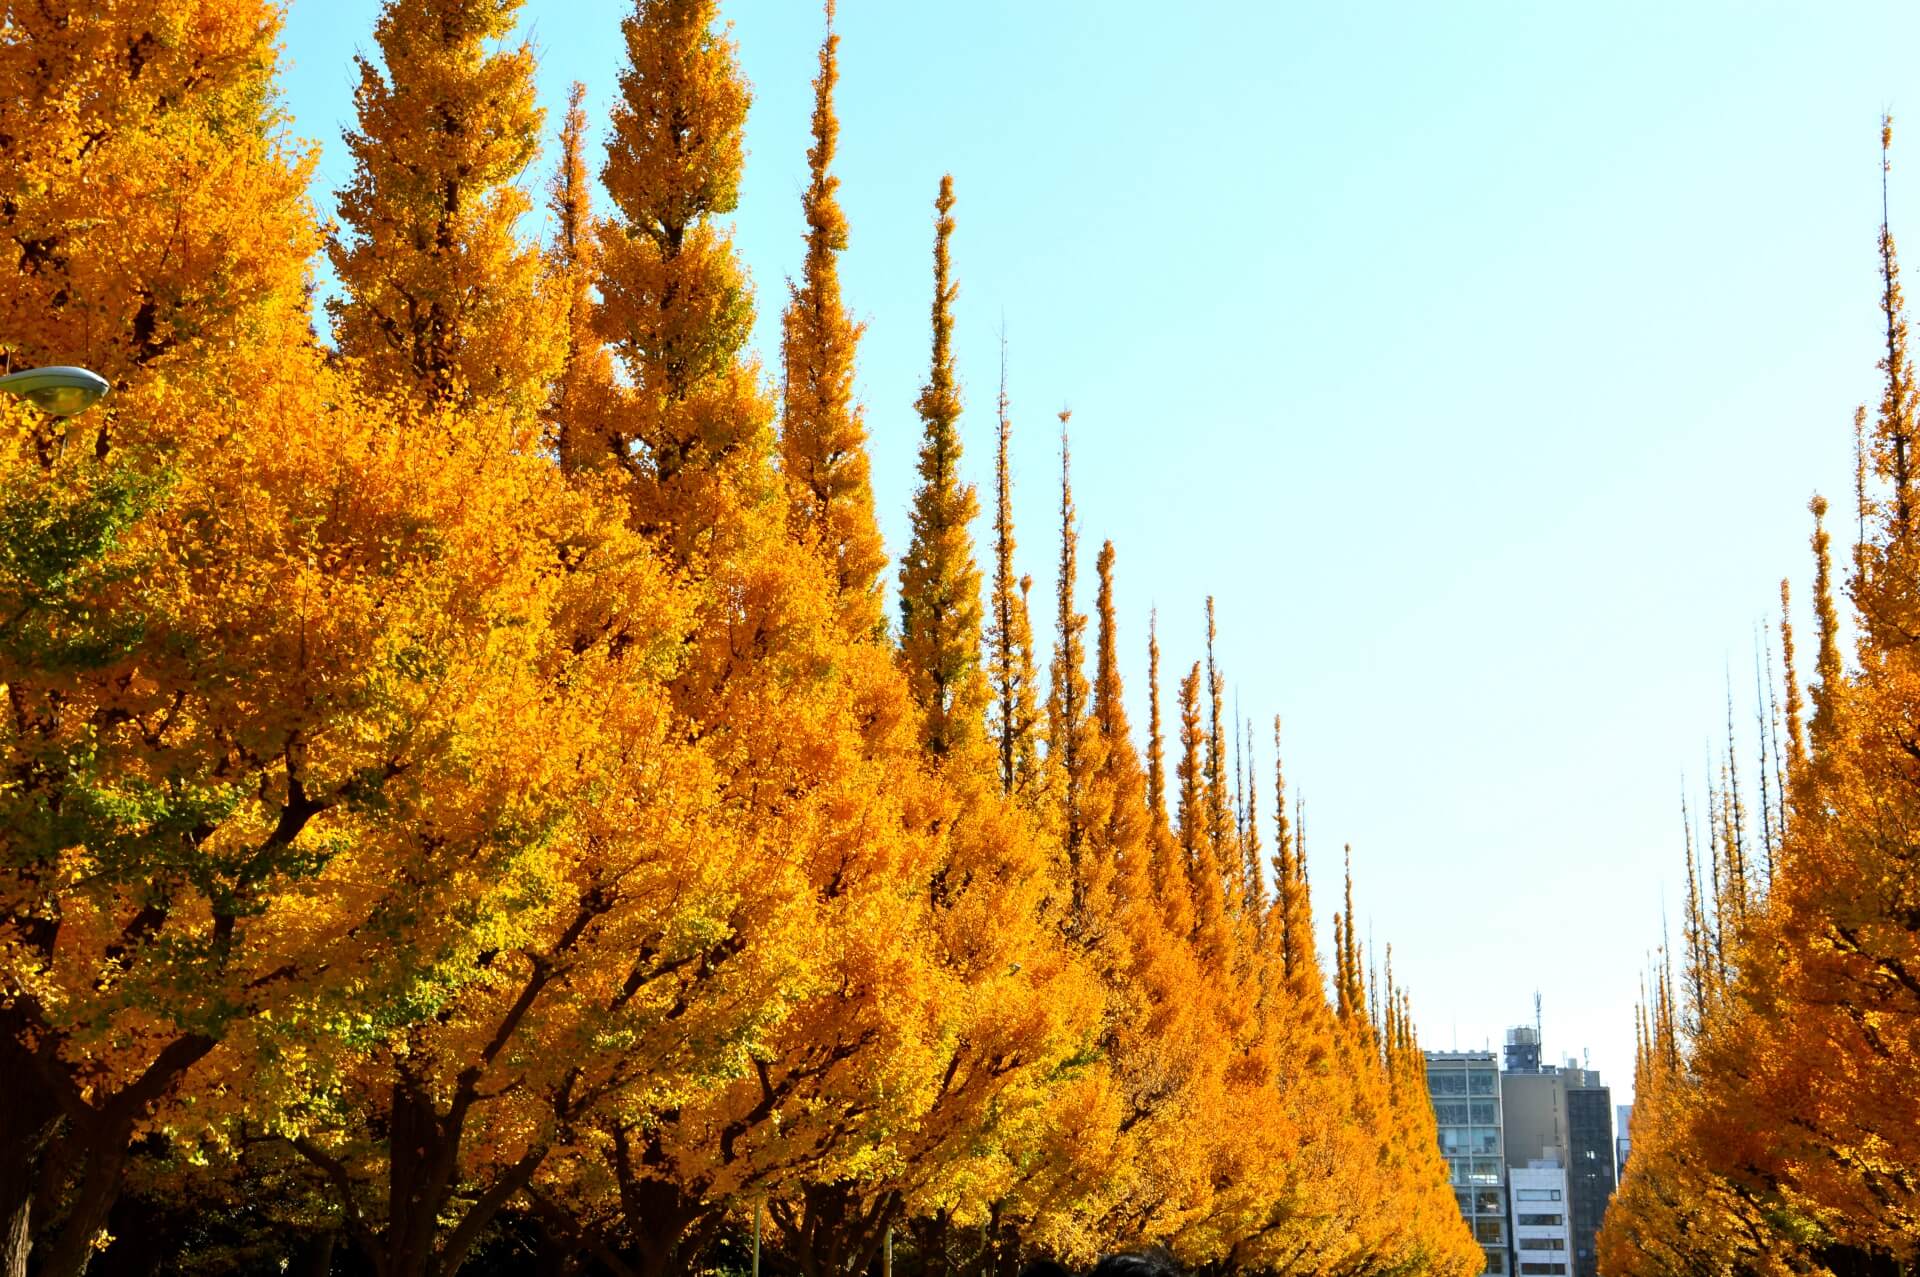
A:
[[308, 1073, 544, 1277], [0, 1120, 53, 1277], [909, 1211, 951, 1277], [0, 1032, 61, 1277], [782, 1183, 900, 1277], [382, 1076, 467, 1277], [8, 1019, 219, 1277], [296, 1231, 337, 1277], [989, 1222, 1022, 1277], [36, 1125, 131, 1277], [619, 1163, 721, 1277], [0, 1110, 54, 1277]]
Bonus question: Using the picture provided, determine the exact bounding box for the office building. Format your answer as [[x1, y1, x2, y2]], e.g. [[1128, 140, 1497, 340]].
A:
[[1510, 1162, 1573, 1276], [1498, 1068, 1563, 1175], [1565, 1075, 1617, 1277], [1615, 1103, 1632, 1174], [1425, 1029, 1619, 1277], [1425, 1051, 1508, 1275]]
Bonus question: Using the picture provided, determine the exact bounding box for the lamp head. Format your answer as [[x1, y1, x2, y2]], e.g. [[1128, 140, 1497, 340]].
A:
[[0, 365, 110, 417]]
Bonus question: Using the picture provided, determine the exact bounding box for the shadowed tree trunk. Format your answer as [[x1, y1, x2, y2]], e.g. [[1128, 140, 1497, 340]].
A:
[[773, 1184, 901, 1277], [0, 1035, 60, 1277]]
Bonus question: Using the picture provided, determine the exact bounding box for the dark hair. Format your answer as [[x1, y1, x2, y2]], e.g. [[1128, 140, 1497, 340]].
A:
[[1017, 1261, 1072, 1277], [1087, 1249, 1183, 1277]]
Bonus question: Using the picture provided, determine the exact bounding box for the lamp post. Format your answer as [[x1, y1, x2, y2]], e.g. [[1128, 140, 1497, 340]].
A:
[[0, 364, 110, 417]]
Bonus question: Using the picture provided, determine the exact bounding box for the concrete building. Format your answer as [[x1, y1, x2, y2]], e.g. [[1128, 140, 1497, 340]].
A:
[[1426, 1051, 1509, 1275], [1426, 1034, 1619, 1277], [1497, 1068, 1563, 1177], [1509, 1162, 1573, 1276], [1495, 1052, 1615, 1277], [1616, 1104, 1632, 1175]]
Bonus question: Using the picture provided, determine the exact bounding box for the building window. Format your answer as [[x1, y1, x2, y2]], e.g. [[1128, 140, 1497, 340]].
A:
[[1516, 1189, 1562, 1202], [1435, 1101, 1471, 1125], [1429, 1071, 1467, 1096], [1518, 1238, 1566, 1251], [1473, 1129, 1500, 1154], [1474, 1219, 1504, 1245], [1516, 1214, 1564, 1227], [1518, 1265, 1567, 1276], [1484, 1250, 1507, 1274], [1475, 1189, 1503, 1214], [1471, 1158, 1503, 1185], [1469, 1070, 1497, 1096], [1470, 1098, 1498, 1124]]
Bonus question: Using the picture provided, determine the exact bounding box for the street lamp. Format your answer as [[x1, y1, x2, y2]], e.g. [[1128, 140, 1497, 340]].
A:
[[0, 364, 109, 417]]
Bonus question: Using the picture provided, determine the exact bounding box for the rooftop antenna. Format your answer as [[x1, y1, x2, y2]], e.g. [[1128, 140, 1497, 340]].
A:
[[1534, 990, 1543, 1048]]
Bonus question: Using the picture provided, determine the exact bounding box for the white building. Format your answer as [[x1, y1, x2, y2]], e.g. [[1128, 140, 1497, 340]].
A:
[[1509, 1162, 1573, 1277]]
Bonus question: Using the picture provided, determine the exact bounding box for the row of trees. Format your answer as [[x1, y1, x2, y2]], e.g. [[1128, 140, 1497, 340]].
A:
[[0, 2, 1478, 1275], [1598, 124, 1920, 1277]]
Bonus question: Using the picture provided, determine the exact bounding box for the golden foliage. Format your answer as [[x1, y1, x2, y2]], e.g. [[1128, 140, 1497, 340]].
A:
[[1601, 120, 1920, 1277], [329, 0, 564, 413], [0, 4, 1476, 1276], [898, 175, 990, 765], [780, 12, 887, 639]]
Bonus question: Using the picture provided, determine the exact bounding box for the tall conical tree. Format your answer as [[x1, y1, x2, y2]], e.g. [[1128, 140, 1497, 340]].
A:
[[1147, 616, 1193, 941], [1049, 409, 1112, 931], [898, 175, 989, 761], [1855, 405, 1873, 570], [1752, 639, 1780, 879], [1178, 662, 1229, 967], [594, 0, 768, 564], [1680, 795, 1712, 1023], [1779, 578, 1807, 776], [329, 0, 562, 412], [1268, 717, 1321, 994], [1874, 114, 1916, 536], [1146, 612, 1170, 836], [1856, 118, 1920, 664], [1202, 599, 1236, 905], [1240, 722, 1264, 942], [1015, 575, 1048, 787], [988, 343, 1045, 798], [548, 81, 614, 474], [1095, 541, 1153, 916], [1333, 911, 1352, 1021], [1807, 495, 1843, 761], [1335, 847, 1369, 1029], [780, 4, 886, 635], [1084, 543, 1219, 1253], [543, 13, 962, 1277]]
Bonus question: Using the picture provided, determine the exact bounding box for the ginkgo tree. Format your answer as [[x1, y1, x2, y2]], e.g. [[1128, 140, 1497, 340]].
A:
[[1601, 121, 1920, 1277], [0, 2, 1480, 1275]]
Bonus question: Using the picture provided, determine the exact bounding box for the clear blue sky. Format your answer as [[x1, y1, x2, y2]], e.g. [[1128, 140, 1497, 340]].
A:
[[277, 0, 1920, 1105]]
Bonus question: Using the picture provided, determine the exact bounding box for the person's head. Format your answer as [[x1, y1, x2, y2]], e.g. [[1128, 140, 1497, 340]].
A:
[[1017, 1260, 1071, 1277], [1087, 1249, 1183, 1277]]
